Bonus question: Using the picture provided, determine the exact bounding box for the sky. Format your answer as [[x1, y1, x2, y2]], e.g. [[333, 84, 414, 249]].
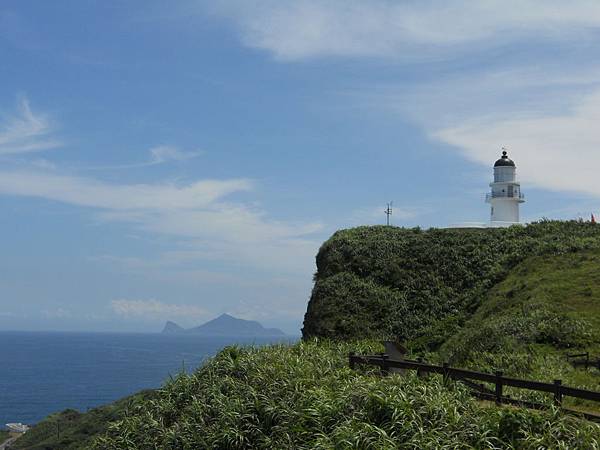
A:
[[2, 1, 600, 334]]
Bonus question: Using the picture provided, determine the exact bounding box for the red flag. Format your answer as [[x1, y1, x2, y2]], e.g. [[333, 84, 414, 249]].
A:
[[592, 214, 596, 224]]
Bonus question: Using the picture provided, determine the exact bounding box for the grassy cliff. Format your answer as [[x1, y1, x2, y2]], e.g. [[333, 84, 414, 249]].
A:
[[93, 341, 599, 449], [16, 342, 600, 449], [15, 220, 600, 448], [302, 221, 600, 350], [443, 248, 600, 364]]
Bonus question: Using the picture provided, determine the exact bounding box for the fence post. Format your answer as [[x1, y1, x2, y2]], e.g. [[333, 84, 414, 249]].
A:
[[443, 362, 450, 385], [381, 353, 389, 376], [416, 357, 423, 378], [553, 379, 563, 406], [349, 352, 356, 370], [586, 352, 590, 369], [495, 371, 504, 404]]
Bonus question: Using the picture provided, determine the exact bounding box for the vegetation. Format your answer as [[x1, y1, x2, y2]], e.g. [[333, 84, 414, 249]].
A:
[[0, 430, 10, 443], [94, 341, 600, 449], [18, 221, 600, 448], [303, 221, 600, 350], [12, 391, 155, 450], [438, 248, 600, 412]]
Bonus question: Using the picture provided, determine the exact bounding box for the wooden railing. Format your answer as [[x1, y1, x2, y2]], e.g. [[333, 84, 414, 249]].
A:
[[568, 352, 600, 370], [349, 353, 600, 422]]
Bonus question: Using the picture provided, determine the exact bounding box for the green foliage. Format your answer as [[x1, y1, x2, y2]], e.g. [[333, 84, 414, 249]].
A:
[[0, 430, 10, 443], [438, 248, 600, 411], [18, 220, 600, 449], [93, 341, 600, 449], [13, 391, 156, 450], [303, 221, 600, 348], [442, 248, 600, 362]]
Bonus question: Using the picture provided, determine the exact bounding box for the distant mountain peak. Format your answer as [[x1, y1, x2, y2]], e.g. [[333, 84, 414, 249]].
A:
[[162, 321, 185, 334], [161, 314, 285, 337]]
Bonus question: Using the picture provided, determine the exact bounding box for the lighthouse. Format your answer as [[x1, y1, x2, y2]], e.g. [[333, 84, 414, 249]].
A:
[[486, 150, 525, 226]]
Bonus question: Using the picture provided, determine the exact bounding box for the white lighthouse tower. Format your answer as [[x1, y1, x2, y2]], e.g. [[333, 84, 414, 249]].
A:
[[486, 150, 524, 226]]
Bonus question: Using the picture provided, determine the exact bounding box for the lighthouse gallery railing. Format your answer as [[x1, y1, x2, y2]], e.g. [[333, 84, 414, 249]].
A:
[[486, 192, 525, 201]]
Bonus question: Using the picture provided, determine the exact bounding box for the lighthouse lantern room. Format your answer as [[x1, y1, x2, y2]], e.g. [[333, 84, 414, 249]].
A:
[[486, 150, 525, 226]]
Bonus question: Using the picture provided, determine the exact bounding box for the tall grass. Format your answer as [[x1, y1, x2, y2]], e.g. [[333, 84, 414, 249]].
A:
[[304, 220, 600, 347], [94, 341, 600, 449]]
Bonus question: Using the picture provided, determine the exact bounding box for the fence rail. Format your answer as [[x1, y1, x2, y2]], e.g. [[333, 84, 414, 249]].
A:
[[349, 353, 600, 422], [567, 352, 600, 370]]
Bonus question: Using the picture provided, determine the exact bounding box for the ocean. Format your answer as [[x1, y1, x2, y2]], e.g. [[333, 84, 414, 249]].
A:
[[0, 331, 293, 427]]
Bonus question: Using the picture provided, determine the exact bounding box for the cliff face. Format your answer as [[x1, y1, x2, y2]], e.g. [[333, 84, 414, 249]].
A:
[[302, 221, 600, 349]]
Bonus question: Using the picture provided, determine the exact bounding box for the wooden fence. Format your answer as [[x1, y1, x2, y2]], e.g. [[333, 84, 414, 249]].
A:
[[568, 352, 600, 370], [349, 353, 600, 422]]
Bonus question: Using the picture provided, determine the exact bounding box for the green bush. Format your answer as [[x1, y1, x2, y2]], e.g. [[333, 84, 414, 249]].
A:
[[94, 341, 600, 449], [303, 221, 600, 348]]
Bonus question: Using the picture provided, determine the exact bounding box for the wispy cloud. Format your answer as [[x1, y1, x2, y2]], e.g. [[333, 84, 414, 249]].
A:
[[0, 171, 252, 210], [210, 0, 600, 60], [434, 88, 600, 197], [41, 308, 72, 319], [0, 169, 322, 272], [207, 0, 600, 202], [111, 299, 208, 320], [0, 97, 61, 155], [0, 96, 322, 276], [149, 145, 201, 164], [85, 145, 203, 171]]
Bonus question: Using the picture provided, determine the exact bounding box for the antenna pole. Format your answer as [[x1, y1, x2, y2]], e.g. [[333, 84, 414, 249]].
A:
[[385, 202, 393, 226]]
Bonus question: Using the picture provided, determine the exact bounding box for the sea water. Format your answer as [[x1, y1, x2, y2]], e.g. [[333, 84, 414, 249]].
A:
[[0, 331, 293, 426]]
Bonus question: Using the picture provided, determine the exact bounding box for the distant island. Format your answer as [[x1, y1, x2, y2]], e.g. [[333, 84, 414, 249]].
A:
[[162, 313, 286, 337]]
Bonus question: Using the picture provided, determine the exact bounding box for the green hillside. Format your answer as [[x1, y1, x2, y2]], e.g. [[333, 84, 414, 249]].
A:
[[92, 341, 599, 449], [443, 248, 600, 363], [15, 342, 600, 449], [438, 249, 600, 413], [0, 430, 10, 443], [303, 221, 600, 350], [15, 221, 600, 448], [12, 391, 156, 450]]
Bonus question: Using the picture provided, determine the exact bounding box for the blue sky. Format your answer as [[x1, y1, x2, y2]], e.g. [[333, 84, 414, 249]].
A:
[[2, 1, 600, 334]]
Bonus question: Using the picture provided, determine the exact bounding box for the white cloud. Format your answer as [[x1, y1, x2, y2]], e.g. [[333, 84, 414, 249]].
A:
[[149, 145, 201, 164], [0, 97, 60, 155], [229, 298, 307, 322], [0, 169, 322, 273], [80, 145, 202, 171], [0, 96, 322, 276], [434, 88, 600, 197], [0, 171, 252, 210], [336, 58, 600, 199], [111, 299, 208, 320], [208, 0, 600, 198], [41, 308, 72, 319], [210, 0, 600, 60]]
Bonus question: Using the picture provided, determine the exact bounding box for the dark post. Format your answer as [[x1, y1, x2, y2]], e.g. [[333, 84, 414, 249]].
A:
[[381, 353, 389, 376], [586, 352, 590, 369], [553, 379, 563, 406], [416, 357, 423, 378], [349, 352, 356, 370], [443, 362, 450, 385], [495, 371, 504, 404]]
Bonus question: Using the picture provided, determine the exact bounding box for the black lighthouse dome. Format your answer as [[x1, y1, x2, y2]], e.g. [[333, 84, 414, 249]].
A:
[[494, 150, 515, 167]]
